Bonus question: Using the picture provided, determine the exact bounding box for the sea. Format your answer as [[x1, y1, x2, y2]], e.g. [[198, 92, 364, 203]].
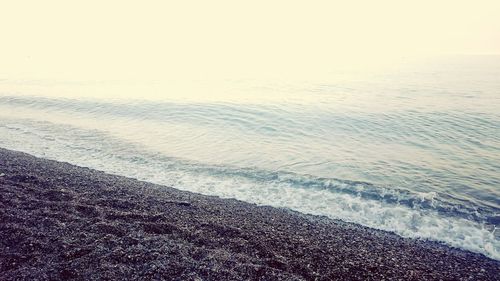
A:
[[0, 55, 499, 260]]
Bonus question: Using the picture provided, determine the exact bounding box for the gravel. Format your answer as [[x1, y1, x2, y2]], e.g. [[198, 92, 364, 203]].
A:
[[0, 148, 499, 280]]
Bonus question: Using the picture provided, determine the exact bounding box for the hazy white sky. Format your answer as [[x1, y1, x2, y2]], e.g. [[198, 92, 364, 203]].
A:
[[1, 1, 499, 80]]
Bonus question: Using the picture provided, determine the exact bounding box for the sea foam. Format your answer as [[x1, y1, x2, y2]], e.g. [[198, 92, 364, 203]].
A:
[[0, 119, 498, 260]]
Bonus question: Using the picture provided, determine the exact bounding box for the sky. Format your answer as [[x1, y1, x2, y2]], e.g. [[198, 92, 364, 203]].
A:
[[0, 0, 499, 81]]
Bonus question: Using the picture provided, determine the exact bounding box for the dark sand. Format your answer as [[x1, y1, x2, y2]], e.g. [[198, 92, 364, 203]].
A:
[[0, 148, 499, 280]]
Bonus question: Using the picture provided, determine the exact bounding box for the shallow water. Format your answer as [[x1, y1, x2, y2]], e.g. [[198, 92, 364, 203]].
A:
[[1, 55, 499, 259]]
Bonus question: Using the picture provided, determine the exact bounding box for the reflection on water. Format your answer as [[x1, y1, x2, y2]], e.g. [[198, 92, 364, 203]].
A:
[[0, 56, 499, 259]]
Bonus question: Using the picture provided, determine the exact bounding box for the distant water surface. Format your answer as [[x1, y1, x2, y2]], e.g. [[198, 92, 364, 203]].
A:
[[1, 55, 499, 259]]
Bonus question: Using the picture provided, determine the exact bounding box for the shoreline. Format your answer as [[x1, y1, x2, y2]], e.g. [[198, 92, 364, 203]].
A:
[[0, 148, 499, 280]]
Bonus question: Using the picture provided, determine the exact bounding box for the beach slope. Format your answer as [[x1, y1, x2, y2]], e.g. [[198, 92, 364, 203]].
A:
[[0, 148, 498, 280]]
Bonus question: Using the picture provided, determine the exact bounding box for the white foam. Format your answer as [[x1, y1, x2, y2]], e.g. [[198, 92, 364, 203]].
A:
[[0, 120, 499, 261], [167, 171, 500, 260]]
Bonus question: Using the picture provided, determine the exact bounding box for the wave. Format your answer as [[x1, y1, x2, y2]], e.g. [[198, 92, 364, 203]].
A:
[[0, 118, 498, 260]]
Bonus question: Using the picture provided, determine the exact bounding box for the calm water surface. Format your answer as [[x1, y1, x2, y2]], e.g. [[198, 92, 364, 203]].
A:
[[1, 56, 499, 259]]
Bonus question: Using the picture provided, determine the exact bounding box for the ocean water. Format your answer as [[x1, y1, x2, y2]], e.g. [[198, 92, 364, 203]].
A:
[[0, 56, 499, 260]]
